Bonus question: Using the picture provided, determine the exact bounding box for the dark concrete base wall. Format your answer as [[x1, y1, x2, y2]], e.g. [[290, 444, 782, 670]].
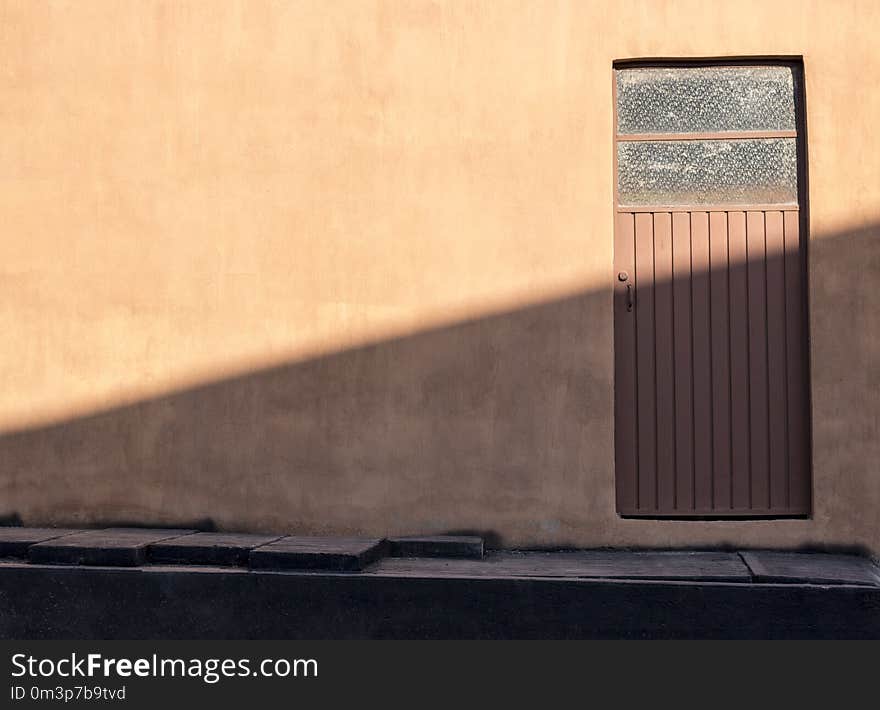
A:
[[1, 564, 878, 639]]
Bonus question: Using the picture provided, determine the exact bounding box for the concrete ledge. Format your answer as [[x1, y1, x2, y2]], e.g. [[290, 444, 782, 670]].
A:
[[373, 550, 750, 581], [740, 551, 880, 586], [1, 532, 879, 637], [0, 561, 878, 639]]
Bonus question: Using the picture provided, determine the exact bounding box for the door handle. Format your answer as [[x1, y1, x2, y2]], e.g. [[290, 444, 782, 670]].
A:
[[619, 271, 633, 312]]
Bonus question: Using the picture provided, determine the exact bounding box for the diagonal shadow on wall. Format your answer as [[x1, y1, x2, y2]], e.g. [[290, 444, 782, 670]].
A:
[[0, 221, 877, 548]]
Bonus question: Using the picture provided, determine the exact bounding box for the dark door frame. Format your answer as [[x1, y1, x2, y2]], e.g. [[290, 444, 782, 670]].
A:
[[611, 57, 813, 519]]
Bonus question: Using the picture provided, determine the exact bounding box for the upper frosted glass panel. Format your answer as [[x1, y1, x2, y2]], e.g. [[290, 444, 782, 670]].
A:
[[617, 138, 797, 206], [616, 66, 796, 134]]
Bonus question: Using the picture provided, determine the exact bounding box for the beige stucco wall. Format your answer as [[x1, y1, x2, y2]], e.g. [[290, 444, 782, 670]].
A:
[[1, 0, 878, 551]]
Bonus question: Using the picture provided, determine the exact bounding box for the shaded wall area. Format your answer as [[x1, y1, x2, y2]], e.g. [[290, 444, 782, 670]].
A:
[[1, 223, 878, 552], [0, 284, 612, 545]]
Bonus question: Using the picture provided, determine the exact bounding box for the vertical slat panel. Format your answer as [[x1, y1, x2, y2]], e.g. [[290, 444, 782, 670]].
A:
[[747, 211, 770, 509], [653, 212, 676, 511], [635, 213, 657, 510], [691, 212, 713, 510], [614, 213, 638, 512], [765, 211, 788, 509], [728, 211, 751, 509], [618, 209, 808, 516], [709, 211, 732, 510], [784, 211, 810, 512], [672, 212, 694, 511]]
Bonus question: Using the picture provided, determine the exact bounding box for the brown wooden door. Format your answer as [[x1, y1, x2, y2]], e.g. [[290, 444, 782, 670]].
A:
[[613, 63, 811, 517]]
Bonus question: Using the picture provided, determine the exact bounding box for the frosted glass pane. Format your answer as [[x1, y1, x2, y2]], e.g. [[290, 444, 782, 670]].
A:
[[616, 66, 796, 134], [617, 138, 797, 206]]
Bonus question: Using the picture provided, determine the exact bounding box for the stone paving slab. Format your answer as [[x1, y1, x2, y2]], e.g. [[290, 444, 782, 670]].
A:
[[150, 533, 283, 567], [740, 551, 880, 586], [249, 537, 387, 571], [388, 535, 484, 559], [0, 528, 83, 558], [368, 550, 752, 582], [29, 528, 196, 567]]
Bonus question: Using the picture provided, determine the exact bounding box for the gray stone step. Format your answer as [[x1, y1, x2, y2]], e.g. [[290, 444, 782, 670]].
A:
[[29, 528, 196, 566], [369, 550, 752, 582], [0, 528, 82, 558], [740, 551, 880, 586], [150, 532, 283, 566], [388, 535, 484, 559], [249, 536, 387, 571]]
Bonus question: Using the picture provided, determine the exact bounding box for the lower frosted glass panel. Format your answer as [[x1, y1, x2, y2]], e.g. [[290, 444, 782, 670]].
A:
[[617, 138, 797, 206]]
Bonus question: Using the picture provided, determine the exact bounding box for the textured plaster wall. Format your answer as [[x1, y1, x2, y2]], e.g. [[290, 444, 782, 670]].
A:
[[1, 0, 878, 550]]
